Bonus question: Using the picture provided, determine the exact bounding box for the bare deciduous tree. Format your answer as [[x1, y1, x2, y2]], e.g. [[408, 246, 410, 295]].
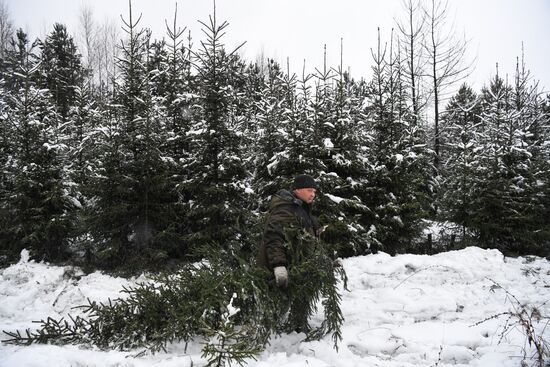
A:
[[423, 0, 472, 169], [77, 4, 120, 98], [97, 17, 119, 98], [0, 0, 14, 58], [78, 4, 96, 76], [396, 0, 428, 126]]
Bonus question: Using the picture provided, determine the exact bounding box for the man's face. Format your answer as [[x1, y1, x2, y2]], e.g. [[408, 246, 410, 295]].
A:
[[293, 188, 316, 204]]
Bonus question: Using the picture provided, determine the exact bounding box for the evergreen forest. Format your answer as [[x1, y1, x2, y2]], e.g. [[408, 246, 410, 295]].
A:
[[1, 1, 549, 272]]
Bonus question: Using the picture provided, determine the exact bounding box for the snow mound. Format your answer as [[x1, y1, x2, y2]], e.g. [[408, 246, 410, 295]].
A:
[[1, 247, 549, 367]]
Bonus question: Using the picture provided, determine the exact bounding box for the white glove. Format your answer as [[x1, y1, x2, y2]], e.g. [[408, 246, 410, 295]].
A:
[[274, 266, 288, 288]]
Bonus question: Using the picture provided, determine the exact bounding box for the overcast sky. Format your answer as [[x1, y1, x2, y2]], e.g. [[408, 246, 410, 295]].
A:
[[8, 0, 550, 93]]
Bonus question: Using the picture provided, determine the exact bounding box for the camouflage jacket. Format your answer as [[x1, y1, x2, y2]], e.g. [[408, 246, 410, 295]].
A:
[[257, 189, 317, 270]]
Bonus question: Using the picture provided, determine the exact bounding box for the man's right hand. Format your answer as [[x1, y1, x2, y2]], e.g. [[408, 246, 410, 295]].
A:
[[274, 266, 288, 288]]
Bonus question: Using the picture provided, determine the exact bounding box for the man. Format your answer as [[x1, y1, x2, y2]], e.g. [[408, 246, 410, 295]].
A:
[[258, 174, 344, 333], [257, 174, 318, 288]]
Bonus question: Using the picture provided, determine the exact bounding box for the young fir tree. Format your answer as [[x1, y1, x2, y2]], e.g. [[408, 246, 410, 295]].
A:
[[506, 58, 550, 254], [0, 30, 31, 265], [306, 43, 372, 257], [4, 232, 348, 365], [475, 67, 549, 255], [64, 76, 103, 264], [262, 60, 319, 189], [474, 73, 521, 251], [251, 58, 291, 203], [0, 30, 77, 263], [156, 5, 195, 169], [84, 4, 181, 270], [37, 23, 85, 123], [182, 11, 252, 255], [241, 60, 266, 142], [362, 29, 430, 255], [471, 67, 549, 256], [253, 59, 314, 200], [146, 7, 196, 258], [438, 84, 482, 243], [236, 60, 267, 215]]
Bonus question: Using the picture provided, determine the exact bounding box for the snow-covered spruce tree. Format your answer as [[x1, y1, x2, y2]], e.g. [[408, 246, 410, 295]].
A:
[[156, 6, 195, 170], [261, 61, 320, 190], [472, 70, 546, 254], [145, 8, 197, 259], [234, 60, 267, 214], [0, 30, 77, 263], [84, 4, 182, 270], [538, 94, 550, 252], [438, 83, 482, 244], [362, 29, 431, 255], [180, 11, 254, 255], [63, 76, 103, 264], [36, 23, 85, 123], [0, 69, 10, 266], [0, 29, 30, 92], [252, 58, 318, 206], [34, 24, 91, 261], [505, 59, 550, 254], [225, 50, 260, 217], [305, 44, 372, 257], [468, 74, 512, 250], [0, 31, 31, 262], [250, 58, 290, 203]]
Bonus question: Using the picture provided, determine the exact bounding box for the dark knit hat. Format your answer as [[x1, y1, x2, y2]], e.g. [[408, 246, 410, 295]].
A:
[[292, 174, 317, 190]]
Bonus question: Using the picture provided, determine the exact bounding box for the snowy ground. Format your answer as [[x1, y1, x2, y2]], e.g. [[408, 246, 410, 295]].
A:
[[1, 247, 549, 367]]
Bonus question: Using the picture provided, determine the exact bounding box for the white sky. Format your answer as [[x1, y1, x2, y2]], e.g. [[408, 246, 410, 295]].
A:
[[8, 0, 550, 93]]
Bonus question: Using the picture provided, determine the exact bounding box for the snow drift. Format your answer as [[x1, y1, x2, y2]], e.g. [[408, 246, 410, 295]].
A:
[[1, 247, 549, 367]]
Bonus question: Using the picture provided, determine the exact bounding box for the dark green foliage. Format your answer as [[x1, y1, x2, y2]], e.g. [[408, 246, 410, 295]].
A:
[[309, 58, 373, 258], [0, 29, 38, 92], [438, 84, 482, 241], [360, 30, 432, 256], [437, 68, 550, 256], [0, 30, 77, 263], [81, 6, 184, 270], [37, 23, 85, 121], [250, 59, 291, 202], [471, 73, 549, 254], [181, 12, 252, 255], [0, 0, 548, 269], [281, 229, 348, 347]]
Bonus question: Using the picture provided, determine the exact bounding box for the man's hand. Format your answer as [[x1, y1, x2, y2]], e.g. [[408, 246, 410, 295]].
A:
[[274, 266, 288, 288]]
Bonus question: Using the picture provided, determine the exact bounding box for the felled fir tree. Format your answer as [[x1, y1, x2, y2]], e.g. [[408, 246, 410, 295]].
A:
[[3, 231, 347, 366]]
